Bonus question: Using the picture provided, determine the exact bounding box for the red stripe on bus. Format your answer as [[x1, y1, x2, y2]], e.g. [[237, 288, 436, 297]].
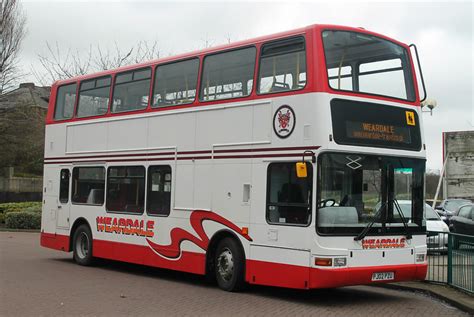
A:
[[40, 232, 427, 289], [43, 148, 320, 164], [93, 238, 207, 275]]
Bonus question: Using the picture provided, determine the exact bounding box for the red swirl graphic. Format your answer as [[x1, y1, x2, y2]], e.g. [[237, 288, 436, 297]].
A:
[[146, 210, 252, 259]]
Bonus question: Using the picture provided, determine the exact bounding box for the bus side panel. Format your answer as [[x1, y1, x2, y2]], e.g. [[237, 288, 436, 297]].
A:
[[247, 245, 310, 289], [93, 238, 206, 275], [41, 165, 58, 235]]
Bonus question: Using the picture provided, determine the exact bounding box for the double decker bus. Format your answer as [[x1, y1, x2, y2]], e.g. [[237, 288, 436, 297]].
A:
[[41, 24, 428, 291]]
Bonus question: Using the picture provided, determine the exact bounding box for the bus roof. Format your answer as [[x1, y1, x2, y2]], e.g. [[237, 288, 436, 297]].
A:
[[52, 24, 410, 87]]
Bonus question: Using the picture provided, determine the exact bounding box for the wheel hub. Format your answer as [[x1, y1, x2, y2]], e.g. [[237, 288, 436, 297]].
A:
[[76, 232, 89, 259], [217, 248, 234, 282]]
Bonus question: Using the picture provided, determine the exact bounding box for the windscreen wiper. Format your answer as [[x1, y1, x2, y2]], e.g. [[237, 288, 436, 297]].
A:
[[392, 198, 412, 240], [354, 201, 386, 241]]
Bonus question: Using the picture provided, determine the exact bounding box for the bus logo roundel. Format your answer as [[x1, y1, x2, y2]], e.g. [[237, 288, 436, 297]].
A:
[[273, 105, 296, 139]]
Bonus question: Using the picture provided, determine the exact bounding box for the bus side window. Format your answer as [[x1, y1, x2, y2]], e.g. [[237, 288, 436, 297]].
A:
[[152, 58, 199, 108], [199, 46, 256, 101], [106, 166, 145, 214], [112, 68, 151, 113], [76, 76, 111, 118], [59, 169, 70, 204], [266, 163, 312, 225], [71, 167, 105, 205], [258, 36, 306, 94], [147, 166, 172, 216], [54, 83, 77, 120]]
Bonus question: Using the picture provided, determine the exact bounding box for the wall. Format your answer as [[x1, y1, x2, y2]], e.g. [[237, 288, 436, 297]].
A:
[[443, 130, 474, 200], [0, 176, 43, 203]]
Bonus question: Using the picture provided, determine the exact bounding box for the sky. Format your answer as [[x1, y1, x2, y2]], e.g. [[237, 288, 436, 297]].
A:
[[19, 0, 474, 171]]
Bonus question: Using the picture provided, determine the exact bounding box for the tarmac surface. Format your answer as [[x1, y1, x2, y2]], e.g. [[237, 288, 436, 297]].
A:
[[0, 232, 470, 316]]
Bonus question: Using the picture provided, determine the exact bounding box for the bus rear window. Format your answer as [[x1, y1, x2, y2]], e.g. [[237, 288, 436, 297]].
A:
[[54, 83, 77, 120]]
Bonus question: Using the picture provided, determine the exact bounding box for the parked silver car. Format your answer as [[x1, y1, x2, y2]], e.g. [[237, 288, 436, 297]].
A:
[[376, 201, 450, 252]]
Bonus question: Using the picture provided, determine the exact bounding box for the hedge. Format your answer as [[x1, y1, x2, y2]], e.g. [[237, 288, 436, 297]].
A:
[[0, 202, 42, 225], [0, 202, 42, 214], [5, 212, 41, 229]]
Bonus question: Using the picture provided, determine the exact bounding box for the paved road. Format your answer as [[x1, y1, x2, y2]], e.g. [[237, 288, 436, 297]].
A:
[[0, 232, 468, 316]]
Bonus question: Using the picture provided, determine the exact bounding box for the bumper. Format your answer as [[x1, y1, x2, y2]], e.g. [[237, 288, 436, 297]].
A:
[[247, 259, 427, 289], [40, 232, 70, 252], [309, 263, 428, 288]]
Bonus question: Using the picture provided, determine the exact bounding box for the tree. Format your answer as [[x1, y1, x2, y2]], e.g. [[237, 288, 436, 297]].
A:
[[32, 40, 161, 86], [0, 0, 27, 94], [0, 105, 46, 176]]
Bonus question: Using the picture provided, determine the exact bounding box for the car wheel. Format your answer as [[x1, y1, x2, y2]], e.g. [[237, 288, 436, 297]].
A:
[[73, 224, 94, 266], [215, 237, 245, 292]]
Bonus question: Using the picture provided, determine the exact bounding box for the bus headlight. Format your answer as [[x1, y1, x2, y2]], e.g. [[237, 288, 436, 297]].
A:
[[334, 257, 347, 267], [415, 253, 426, 262]]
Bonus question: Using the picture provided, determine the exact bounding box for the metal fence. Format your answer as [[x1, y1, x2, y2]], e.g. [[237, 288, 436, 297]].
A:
[[426, 231, 473, 294]]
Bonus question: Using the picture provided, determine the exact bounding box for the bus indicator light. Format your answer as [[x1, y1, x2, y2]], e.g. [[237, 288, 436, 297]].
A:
[[315, 257, 332, 266]]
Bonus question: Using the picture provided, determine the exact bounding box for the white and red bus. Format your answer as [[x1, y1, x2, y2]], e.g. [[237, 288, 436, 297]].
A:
[[41, 24, 429, 291]]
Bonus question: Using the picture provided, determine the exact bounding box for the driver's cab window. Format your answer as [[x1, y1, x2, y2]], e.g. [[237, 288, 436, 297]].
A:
[[266, 163, 312, 225]]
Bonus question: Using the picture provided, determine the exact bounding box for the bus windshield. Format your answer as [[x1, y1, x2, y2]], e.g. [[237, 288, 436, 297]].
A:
[[317, 153, 425, 235], [322, 30, 415, 101]]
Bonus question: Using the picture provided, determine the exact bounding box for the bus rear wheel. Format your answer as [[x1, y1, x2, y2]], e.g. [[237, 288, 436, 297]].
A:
[[215, 237, 245, 292], [73, 224, 94, 266]]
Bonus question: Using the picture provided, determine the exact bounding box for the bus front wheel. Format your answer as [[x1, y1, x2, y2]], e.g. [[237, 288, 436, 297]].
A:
[[73, 224, 94, 266], [215, 237, 245, 292]]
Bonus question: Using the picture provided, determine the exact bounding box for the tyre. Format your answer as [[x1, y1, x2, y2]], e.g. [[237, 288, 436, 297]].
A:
[[73, 224, 94, 266], [214, 237, 245, 292]]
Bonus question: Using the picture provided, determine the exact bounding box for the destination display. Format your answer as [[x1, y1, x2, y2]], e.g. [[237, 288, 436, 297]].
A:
[[331, 99, 421, 151], [346, 121, 412, 144]]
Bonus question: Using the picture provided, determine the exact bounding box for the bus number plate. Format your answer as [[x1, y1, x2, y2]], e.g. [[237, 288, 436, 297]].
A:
[[371, 272, 394, 281]]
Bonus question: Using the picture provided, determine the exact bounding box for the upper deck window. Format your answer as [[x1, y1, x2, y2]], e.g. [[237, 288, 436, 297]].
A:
[[322, 30, 415, 101], [200, 47, 256, 101], [153, 59, 199, 108], [112, 68, 151, 113], [54, 83, 77, 120], [77, 76, 111, 118], [258, 37, 306, 94]]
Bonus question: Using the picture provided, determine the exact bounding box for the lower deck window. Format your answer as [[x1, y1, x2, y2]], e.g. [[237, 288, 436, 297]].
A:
[[266, 163, 313, 225], [72, 167, 105, 205], [106, 166, 145, 213], [147, 166, 172, 216]]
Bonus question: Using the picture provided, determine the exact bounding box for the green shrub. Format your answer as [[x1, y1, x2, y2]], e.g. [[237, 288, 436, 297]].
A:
[[23, 206, 42, 213], [0, 213, 4, 224], [0, 202, 42, 214], [5, 212, 41, 229]]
